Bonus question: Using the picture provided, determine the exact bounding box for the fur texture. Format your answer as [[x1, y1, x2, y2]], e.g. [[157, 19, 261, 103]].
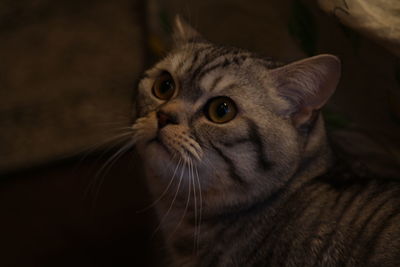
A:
[[131, 16, 400, 267]]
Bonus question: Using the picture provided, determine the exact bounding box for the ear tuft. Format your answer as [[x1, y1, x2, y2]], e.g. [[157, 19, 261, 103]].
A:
[[270, 54, 341, 127], [173, 15, 202, 46]]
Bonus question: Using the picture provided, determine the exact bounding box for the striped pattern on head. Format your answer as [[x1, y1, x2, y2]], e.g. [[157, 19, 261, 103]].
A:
[[132, 16, 341, 210]]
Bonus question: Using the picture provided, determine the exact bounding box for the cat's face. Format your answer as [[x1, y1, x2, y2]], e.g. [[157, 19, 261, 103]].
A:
[[132, 17, 341, 210]]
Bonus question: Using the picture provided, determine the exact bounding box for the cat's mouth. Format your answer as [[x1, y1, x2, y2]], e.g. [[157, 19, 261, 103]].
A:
[[146, 131, 203, 164], [148, 136, 169, 153]]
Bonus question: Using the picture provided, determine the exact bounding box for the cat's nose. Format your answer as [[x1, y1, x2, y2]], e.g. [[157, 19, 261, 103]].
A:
[[157, 111, 178, 129]]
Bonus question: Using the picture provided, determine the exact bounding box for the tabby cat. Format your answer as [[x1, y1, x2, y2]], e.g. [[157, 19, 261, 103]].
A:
[[132, 16, 400, 266]]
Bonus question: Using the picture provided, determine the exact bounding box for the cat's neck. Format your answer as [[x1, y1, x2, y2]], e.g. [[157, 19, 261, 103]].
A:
[[156, 115, 335, 265], [292, 114, 334, 187]]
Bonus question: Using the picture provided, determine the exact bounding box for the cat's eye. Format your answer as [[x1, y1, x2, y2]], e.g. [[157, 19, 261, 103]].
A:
[[152, 72, 175, 100], [205, 97, 237, 124]]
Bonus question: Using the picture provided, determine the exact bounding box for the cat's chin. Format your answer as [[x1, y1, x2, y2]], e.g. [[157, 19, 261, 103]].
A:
[[146, 137, 191, 164], [145, 138, 169, 157], [147, 137, 169, 153], [143, 139, 178, 170], [142, 141, 193, 188]]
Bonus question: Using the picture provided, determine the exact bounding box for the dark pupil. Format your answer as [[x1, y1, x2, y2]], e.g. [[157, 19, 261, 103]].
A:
[[216, 102, 229, 118], [160, 79, 173, 94]]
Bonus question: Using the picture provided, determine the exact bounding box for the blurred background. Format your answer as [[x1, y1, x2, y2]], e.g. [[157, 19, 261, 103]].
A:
[[0, 0, 399, 266]]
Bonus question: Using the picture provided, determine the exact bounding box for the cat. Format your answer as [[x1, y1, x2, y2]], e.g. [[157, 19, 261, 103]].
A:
[[131, 16, 400, 267]]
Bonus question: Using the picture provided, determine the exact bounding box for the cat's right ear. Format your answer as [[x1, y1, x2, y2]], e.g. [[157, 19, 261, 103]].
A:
[[270, 54, 341, 128], [173, 15, 203, 46]]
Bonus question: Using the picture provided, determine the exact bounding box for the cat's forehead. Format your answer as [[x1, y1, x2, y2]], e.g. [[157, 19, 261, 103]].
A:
[[154, 43, 264, 100]]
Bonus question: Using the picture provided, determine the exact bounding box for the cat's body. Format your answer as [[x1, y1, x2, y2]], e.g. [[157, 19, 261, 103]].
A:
[[132, 17, 400, 266], [168, 166, 400, 267]]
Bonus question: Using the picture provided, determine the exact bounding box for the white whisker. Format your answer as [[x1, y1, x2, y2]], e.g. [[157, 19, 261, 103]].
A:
[[137, 156, 182, 213], [191, 159, 198, 253], [168, 159, 192, 240], [79, 131, 133, 161], [195, 165, 202, 253], [88, 140, 134, 208], [93, 121, 131, 128], [185, 143, 202, 161], [81, 133, 133, 197], [152, 160, 186, 238]]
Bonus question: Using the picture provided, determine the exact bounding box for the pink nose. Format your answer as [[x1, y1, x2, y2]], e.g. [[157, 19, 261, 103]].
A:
[[157, 111, 177, 129]]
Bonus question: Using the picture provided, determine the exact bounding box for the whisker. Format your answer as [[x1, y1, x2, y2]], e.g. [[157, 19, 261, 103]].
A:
[[78, 131, 133, 163], [195, 165, 202, 253], [137, 156, 182, 213], [103, 127, 134, 134], [80, 132, 133, 197], [190, 159, 198, 253], [93, 121, 131, 128], [151, 160, 186, 238], [86, 140, 135, 208], [96, 139, 135, 178], [167, 159, 192, 240]]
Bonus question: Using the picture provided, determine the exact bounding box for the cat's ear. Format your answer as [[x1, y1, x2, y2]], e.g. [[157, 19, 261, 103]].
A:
[[270, 54, 341, 128], [173, 15, 203, 46]]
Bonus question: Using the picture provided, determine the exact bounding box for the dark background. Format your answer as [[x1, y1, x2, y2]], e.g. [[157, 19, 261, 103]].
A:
[[1, 0, 399, 266]]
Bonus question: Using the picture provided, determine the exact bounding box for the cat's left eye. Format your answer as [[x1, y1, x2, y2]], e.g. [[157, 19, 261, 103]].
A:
[[205, 96, 237, 124], [152, 71, 175, 100]]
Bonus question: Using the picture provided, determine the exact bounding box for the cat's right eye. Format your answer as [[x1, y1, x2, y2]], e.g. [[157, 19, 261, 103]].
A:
[[152, 71, 175, 100]]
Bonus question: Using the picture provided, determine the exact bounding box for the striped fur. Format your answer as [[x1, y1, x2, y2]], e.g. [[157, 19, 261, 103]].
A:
[[131, 17, 400, 266]]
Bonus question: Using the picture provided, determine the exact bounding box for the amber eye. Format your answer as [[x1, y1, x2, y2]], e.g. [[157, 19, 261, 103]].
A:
[[152, 72, 175, 100], [205, 97, 237, 123]]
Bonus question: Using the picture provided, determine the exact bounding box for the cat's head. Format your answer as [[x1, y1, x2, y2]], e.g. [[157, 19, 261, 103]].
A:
[[132, 16, 341, 211]]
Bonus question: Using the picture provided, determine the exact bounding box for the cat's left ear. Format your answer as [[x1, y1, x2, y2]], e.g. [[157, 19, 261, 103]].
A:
[[173, 15, 203, 46], [270, 54, 341, 128]]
